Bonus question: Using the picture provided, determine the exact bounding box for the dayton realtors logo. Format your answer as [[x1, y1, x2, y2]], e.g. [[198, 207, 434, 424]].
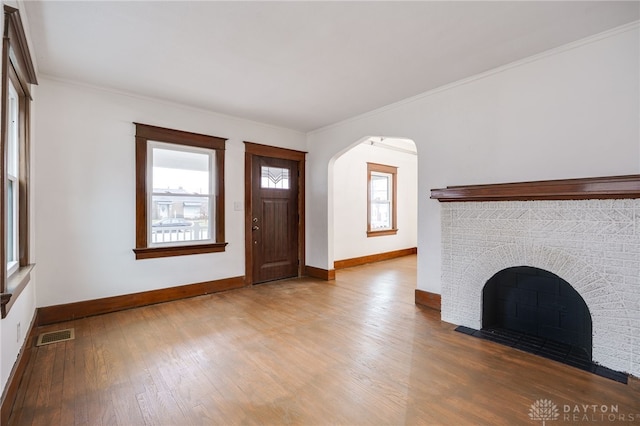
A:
[[562, 404, 637, 423], [529, 399, 639, 424], [529, 399, 560, 425]]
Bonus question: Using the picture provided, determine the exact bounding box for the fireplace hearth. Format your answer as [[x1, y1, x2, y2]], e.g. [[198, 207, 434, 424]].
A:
[[454, 325, 627, 383]]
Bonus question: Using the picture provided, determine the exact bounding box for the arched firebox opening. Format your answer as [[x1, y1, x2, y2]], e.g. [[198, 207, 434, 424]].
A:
[[482, 266, 592, 361]]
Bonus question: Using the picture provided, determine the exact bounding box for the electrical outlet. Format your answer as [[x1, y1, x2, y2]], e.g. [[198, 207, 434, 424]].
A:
[[17, 322, 21, 342]]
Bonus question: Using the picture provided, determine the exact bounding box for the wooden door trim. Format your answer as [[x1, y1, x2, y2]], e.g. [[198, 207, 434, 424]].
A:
[[244, 142, 306, 285]]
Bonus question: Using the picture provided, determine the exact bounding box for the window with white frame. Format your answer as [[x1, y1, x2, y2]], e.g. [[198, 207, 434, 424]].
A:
[[149, 142, 214, 245], [367, 163, 398, 237], [6, 80, 19, 275]]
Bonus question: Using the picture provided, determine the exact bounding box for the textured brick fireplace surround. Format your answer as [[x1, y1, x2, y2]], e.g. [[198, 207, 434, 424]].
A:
[[431, 175, 640, 378]]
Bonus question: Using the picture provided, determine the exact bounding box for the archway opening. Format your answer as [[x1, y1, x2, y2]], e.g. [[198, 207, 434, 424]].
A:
[[330, 136, 418, 271]]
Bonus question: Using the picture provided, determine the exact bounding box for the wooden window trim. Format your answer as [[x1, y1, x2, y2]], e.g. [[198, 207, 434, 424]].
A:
[[367, 162, 398, 237], [133, 123, 227, 260], [1, 6, 37, 318], [2, 264, 33, 318]]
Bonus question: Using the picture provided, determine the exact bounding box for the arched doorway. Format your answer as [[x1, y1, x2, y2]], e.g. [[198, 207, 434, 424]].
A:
[[331, 136, 418, 269]]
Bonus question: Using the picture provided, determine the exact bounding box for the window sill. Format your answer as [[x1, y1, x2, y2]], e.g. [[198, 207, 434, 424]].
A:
[[133, 242, 228, 260], [1, 263, 35, 318], [367, 229, 398, 237]]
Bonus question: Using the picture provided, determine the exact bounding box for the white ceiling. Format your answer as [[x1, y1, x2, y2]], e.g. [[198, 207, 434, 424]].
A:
[[363, 137, 417, 155], [23, 1, 639, 132]]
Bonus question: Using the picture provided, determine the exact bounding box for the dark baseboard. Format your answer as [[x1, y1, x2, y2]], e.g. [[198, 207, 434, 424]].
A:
[[334, 247, 417, 269], [37, 276, 245, 326], [304, 265, 335, 281], [1, 309, 39, 426], [415, 289, 441, 311]]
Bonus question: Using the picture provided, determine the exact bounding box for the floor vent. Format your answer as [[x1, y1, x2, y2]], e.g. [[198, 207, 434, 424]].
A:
[[36, 328, 75, 346]]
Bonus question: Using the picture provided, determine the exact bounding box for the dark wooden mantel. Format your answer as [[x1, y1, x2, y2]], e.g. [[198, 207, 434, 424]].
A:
[[430, 175, 640, 202]]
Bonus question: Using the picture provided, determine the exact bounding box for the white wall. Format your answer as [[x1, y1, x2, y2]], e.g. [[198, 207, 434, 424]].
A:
[[307, 24, 640, 294], [34, 78, 306, 307], [333, 142, 417, 261], [1, 279, 36, 390]]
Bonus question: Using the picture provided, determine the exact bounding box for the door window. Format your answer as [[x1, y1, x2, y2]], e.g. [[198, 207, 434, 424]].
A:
[[261, 166, 290, 189]]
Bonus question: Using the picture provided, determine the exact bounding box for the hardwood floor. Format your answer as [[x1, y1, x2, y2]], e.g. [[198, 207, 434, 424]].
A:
[[8, 255, 640, 425]]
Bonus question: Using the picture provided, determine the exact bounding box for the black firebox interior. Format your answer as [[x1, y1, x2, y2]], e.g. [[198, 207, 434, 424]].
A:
[[454, 266, 628, 383], [482, 266, 592, 359]]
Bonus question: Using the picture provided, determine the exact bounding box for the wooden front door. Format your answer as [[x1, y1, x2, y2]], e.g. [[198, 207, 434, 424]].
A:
[[250, 154, 300, 284]]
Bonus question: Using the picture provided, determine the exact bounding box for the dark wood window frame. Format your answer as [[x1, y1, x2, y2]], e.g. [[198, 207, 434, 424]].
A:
[[133, 123, 227, 260], [1, 6, 37, 318], [367, 162, 398, 237]]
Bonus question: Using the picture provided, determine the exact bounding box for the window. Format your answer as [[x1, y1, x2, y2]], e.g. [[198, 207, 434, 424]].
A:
[[261, 166, 290, 189], [367, 163, 397, 237], [7, 80, 19, 276], [149, 142, 213, 245], [1, 5, 37, 317], [134, 123, 227, 259]]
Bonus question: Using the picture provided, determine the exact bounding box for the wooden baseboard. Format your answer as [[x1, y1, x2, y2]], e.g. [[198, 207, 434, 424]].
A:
[[37, 276, 245, 326], [1, 309, 39, 426], [304, 265, 335, 281], [334, 247, 417, 269], [415, 289, 441, 311]]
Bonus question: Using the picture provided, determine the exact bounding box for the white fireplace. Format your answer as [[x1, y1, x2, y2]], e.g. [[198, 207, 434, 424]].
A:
[[431, 176, 640, 377]]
